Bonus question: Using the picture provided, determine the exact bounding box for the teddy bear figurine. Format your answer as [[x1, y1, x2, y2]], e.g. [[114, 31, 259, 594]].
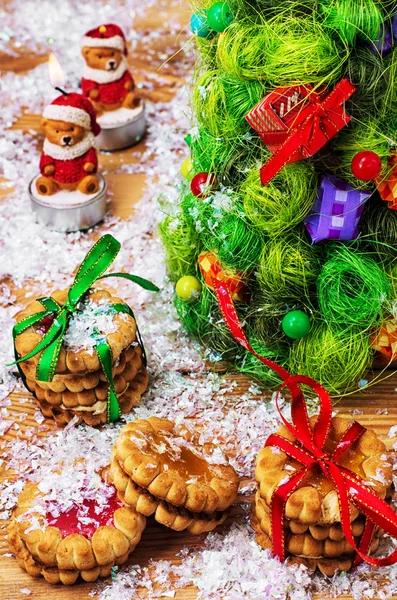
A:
[[81, 24, 140, 116], [36, 93, 101, 196]]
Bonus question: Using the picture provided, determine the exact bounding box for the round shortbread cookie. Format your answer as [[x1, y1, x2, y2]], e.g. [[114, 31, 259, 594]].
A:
[[255, 416, 392, 526], [250, 510, 355, 577], [109, 456, 229, 534], [37, 368, 148, 427], [253, 490, 380, 559], [116, 485, 228, 535], [8, 472, 146, 585], [111, 416, 239, 514], [9, 526, 125, 585], [15, 288, 137, 376]]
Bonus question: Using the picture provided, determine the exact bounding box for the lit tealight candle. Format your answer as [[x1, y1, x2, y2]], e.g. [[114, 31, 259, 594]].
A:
[[80, 23, 146, 151], [28, 55, 107, 232]]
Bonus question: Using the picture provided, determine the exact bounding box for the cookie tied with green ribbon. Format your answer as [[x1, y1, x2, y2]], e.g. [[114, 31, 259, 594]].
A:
[[11, 234, 159, 426]]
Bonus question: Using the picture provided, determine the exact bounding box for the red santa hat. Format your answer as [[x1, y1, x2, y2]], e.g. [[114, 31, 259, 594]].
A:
[[81, 24, 127, 56], [42, 93, 101, 136]]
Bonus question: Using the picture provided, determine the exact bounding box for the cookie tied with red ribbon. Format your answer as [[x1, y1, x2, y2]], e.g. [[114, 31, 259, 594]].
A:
[[210, 276, 397, 575], [253, 415, 392, 575]]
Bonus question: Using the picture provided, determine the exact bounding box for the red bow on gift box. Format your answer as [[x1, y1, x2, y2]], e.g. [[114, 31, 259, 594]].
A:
[[212, 277, 397, 567], [246, 79, 356, 186]]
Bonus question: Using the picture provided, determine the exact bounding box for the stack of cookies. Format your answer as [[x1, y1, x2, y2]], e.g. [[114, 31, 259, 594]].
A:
[[253, 416, 393, 575], [109, 416, 240, 534], [14, 288, 148, 426], [8, 463, 146, 585]]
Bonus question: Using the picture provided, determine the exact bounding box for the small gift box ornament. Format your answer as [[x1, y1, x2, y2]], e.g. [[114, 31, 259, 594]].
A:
[[304, 173, 370, 243], [371, 317, 397, 368], [81, 24, 146, 151], [198, 251, 248, 301], [370, 14, 397, 56], [210, 277, 397, 576], [246, 79, 356, 185], [11, 235, 159, 427], [376, 152, 397, 209]]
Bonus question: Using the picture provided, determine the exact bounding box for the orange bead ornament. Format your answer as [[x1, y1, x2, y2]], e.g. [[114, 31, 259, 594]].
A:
[[198, 251, 248, 302]]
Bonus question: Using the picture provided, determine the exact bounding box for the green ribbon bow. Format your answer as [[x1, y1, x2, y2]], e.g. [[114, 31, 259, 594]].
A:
[[11, 234, 159, 423]]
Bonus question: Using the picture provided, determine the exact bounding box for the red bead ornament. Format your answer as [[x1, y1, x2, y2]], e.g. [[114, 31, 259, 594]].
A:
[[190, 172, 216, 198], [351, 151, 382, 181]]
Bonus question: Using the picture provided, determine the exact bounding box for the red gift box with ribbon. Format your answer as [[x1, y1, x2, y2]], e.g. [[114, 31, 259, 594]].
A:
[[246, 79, 356, 186], [212, 277, 397, 569]]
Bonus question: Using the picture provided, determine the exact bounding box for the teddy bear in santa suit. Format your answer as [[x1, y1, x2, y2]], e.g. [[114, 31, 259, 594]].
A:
[[36, 93, 101, 196], [81, 23, 139, 116]]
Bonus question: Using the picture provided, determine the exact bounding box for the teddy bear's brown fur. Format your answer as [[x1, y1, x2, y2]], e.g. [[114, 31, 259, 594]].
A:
[[81, 46, 139, 115], [41, 118, 86, 147], [36, 118, 99, 196]]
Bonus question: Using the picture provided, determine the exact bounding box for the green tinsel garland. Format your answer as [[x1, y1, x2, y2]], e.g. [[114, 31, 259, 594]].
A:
[[258, 232, 322, 306], [200, 203, 265, 272], [289, 322, 373, 396], [217, 14, 347, 87], [241, 160, 318, 236], [159, 212, 202, 282], [317, 244, 390, 330], [361, 196, 397, 261], [235, 335, 287, 388], [174, 286, 243, 362], [345, 47, 397, 121], [319, 0, 387, 46], [192, 69, 268, 139], [332, 118, 394, 190], [190, 126, 264, 184]]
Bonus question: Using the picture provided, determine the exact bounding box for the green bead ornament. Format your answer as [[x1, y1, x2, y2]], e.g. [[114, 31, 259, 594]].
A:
[[176, 276, 202, 302], [207, 2, 234, 33], [181, 157, 194, 180], [281, 310, 311, 340], [185, 133, 192, 147]]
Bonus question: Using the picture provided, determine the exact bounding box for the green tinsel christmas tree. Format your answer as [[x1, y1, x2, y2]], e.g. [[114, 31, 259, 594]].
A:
[[161, 0, 397, 396]]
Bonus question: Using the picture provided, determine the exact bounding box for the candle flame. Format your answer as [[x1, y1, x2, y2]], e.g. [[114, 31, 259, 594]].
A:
[[48, 53, 65, 89]]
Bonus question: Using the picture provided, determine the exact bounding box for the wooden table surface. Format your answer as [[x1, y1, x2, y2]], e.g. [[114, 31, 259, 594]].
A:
[[1, 2, 397, 599]]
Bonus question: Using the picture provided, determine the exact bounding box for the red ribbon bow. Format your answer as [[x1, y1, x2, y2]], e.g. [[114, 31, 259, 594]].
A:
[[253, 79, 356, 186], [212, 277, 397, 567]]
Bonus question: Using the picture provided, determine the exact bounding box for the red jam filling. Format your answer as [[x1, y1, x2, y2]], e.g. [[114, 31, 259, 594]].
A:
[[37, 315, 55, 335], [46, 489, 123, 538]]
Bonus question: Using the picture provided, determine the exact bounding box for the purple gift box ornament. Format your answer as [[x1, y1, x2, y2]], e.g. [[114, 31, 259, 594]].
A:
[[370, 14, 397, 56], [304, 174, 371, 244]]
